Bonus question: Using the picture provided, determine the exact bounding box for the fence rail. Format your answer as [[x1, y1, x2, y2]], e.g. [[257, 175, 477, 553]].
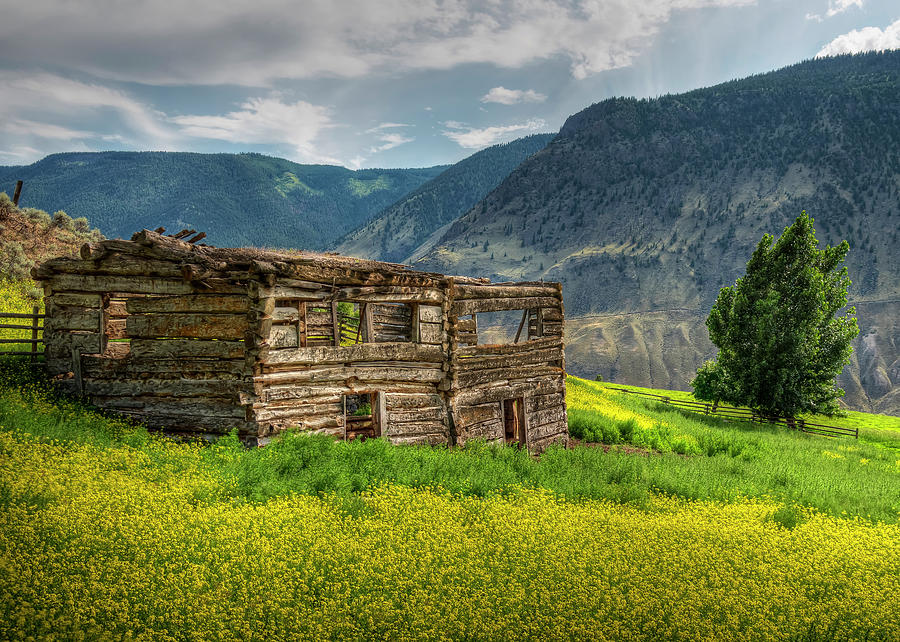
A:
[[606, 387, 858, 439], [0, 306, 44, 361]]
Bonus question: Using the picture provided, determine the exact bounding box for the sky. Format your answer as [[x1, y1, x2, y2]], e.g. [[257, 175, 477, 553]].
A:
[[1, 0, 898, 170]]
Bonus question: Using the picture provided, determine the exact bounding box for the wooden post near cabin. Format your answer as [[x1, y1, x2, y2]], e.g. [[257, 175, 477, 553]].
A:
[[12, 180, 22, 206], [30, 305, 39, 362]]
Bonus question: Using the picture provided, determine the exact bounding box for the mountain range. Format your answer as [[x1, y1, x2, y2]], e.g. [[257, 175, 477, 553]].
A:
[[0, 152, 447, 250], [3, 52, 898, 415], [413, 51, 900, 416]]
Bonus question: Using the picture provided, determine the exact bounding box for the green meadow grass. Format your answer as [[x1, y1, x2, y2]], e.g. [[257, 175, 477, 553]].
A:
[[1, 358, 897, 523]]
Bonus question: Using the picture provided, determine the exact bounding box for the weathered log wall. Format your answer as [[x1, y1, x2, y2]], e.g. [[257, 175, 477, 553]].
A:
[[34, 230, 568, 450], [448, 282, 568, 451], [253, 285, 451, 445]]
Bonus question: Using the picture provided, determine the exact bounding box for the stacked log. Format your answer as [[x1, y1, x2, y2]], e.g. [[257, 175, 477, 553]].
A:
[[447, 281, 568, 452]]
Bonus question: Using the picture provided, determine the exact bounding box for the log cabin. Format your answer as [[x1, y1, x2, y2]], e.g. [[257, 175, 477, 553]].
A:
[[32, 229, 568, 450]]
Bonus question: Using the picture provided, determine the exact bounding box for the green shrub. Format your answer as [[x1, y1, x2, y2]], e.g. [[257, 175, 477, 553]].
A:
[[51, 211, 74, 230]]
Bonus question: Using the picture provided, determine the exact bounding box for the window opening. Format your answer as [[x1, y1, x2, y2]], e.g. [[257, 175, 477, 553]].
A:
[[101, 294, 144, 357], [343, 392, 382, 441], [503, 398, 526, 447], [476, 310, 535, 345]]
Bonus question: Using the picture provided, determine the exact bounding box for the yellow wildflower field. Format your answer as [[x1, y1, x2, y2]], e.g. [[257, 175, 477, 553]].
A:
[[1, 430, 898, 640]]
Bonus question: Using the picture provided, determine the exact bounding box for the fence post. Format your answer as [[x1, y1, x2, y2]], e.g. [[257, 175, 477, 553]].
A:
[[30, 304, 39, 362]]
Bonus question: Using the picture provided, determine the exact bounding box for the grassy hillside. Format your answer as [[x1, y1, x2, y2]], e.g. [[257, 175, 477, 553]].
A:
[[0, 363, 898, 638], [0, 152, 447, 250], [335, 134, 553, 263], [413, 51, 900, 415]]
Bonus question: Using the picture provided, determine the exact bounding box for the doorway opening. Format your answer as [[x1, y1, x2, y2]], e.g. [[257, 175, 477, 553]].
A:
[[344, 392, 382, 441], [502, 397, 526, 447]]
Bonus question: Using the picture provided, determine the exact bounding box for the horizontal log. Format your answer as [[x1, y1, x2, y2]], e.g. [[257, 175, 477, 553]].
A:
[[456, 347, 563, 373], [373, 314, 409, 325], [451, 297, 560, 316], [452, 376, 565, 406], [44, 274, 246, 295], [271, 306, 300, 321], [529, 406, 567, 427], [418, 322, 443, 344], [273, 416, 344, 433], [253, 402, 343, 422], [456, 419, 503, 442], [455, 318, 476, 333], [453, 284, 561, 300], [91, 395, 247, 418], [257, 365, 444, 386], [44, 309, 102, 332], [269, 325, 300, 348], [257, 285, 330, 300], [419, 305, 442, 323], [541, 308, 563, 322], [83, 379, 250, 398], [81, 356, 247, 378], [35, 255, 187, 279], [457, 332, 477, 345], [105, 300, 128, 317], [387, 406, 445, 423], [457, 365, 563, 389], [529, 430, 568, 452], [529, 420, 569, 441], [527, 392, 566, 413], [129, 339, 246, 360], [111, 410, 255, 433], [126, 295, 250, 314], [457, 402, 501, 426], [457, 336, 562, 357], [127, 314, 248, 340], [385, 429, 449, 445], [47, 293, 102, 308], [262, 381, 437, 403], [264, 342, 444, 366], [44, 332, 102, 356], [384, 392, 444, 410], [0, 338, 42, 344]]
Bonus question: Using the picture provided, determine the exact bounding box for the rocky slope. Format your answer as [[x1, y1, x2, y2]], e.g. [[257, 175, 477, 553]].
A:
[[415, 51, 900, 415], [335, 134, 553, 263]]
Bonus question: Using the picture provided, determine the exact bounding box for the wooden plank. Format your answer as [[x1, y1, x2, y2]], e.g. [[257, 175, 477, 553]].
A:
[[384, 392, 444, 410], [457, 365, 563, 389], [91, 395, 246, 418], [0, 323, 42, 331], [112, 411, 255, 433], [418, 322, 443, 344], [71, 347, 83, 395], [81, 357, 246, 378], [106, 319, 128, 340], [452, 376, 565, 406], [45, 273, 246, 295], [257, 365, 444, 386], [451, 297, 560, 316], [457, 402, 501, 426], [44, 332, 102, 357], [254, 402, 343, 422], [264, 342, 444, 366], [269, 325, 299, 348], [83, 379, 249, 398], [387, 406, 444, 423], [419, 305, 441, 324], [126, 295, 250, 314], [44, 309, 102, 332], [262, 381, 437, 403], [129, 339, 245, 360], [331, 301, 340, 347], [457, 336, 562, 357], [456, 347, 563, 373], [47, 293, 103, 308], [527, 392, 566, 413], [453, 284, 561, 300], [126, 314, 247, 340]]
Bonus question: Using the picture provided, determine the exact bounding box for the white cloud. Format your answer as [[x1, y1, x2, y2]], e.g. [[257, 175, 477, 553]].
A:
[[442, 119, 548, 149], [369, 133, 415, 153], [816, 19, 900, 57], [2, 1, 756, 86], [806, 1, 863, 22], [365, 122, 410, 133], [173, 97, 339, 164], [481, 86, 547, 105]]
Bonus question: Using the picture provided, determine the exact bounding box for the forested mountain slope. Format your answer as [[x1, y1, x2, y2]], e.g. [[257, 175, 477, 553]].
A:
[[335, 134, 553, 263], [0, 152, 446, 249], [415, 51, 900, 415]]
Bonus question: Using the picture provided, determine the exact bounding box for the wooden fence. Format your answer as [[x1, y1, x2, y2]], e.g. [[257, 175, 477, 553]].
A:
[[606, 387, 858, 439], [0, 306, 44, 362]]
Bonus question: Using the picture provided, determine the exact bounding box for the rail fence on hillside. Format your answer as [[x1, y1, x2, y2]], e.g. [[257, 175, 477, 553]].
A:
[[606, 387, 858, 439], [0, 307, 44, 362]]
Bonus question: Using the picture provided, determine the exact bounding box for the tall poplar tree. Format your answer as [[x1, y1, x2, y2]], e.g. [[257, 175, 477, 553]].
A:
[[692, 211, 858, 417]]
